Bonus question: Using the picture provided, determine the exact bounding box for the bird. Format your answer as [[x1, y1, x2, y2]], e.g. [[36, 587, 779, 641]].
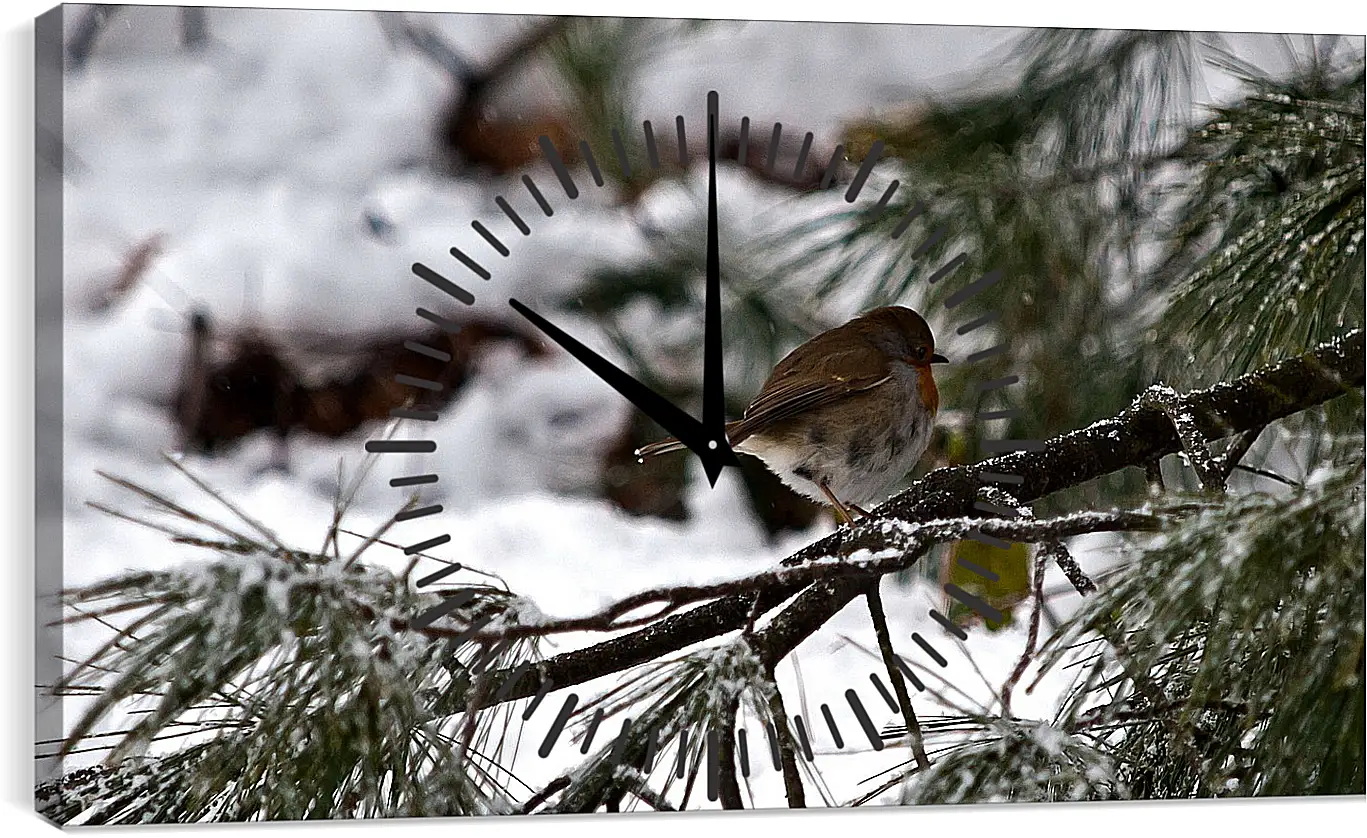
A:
[[636, 306, 948, 525]]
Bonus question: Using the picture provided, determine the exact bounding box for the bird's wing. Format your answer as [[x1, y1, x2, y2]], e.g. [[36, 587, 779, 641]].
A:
[[727, 339, 891, 445]]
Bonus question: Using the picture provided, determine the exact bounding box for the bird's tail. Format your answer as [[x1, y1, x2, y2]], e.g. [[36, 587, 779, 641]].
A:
[[634, 437, 688, 461], [634, 421, 744, 462]]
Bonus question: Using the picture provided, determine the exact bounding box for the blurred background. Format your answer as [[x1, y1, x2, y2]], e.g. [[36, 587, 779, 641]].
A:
[[52, 4, 1362, 735]]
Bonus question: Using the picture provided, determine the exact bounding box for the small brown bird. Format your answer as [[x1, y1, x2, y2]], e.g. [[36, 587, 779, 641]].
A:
[[637, 306, 948, 524]]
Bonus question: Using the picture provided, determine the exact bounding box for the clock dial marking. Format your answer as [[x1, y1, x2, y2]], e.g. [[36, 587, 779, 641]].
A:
[[765, 121, 782, 176], [521, 174, 554, 216], [927, 251, 968, 284], [365, 439, 435, 453], [794, 130, 814, 179], [675, 115, 688, 166], [414, 562, 463, 588], [471, 220, 509, 256], [610, 127, 631, 177], [819, 143, 844, 189], [449, 245, 491, 280], [844, 138, 884, 202], [538, 134, 579, 199], [390, 473, 439, 487], [412, 262, 474, 305], [578, 140, 604, 186], [642, 119, 660, 169], [496, 196, 531, 235], [874, 178, 900, 210], [389, 407, 438, 422]]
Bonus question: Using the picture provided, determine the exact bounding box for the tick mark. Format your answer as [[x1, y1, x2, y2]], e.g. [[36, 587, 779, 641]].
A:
[[643, 120, 660, 169], [412, 262, 474, 305], [404, 341, 451, 362], [395, 504, 442, 522], [928, 253, 968, 284], [945, 269, 1005, 309], [819, 144, 844, 189], [522, 176, 553, 216], [538, 135, 578, 199], [611, 128, 632, 178], [415, 562, 462, 587], [891, 200, 926, 240], [956, 556, 1001, 582], [580, 707, 605, 753], [449, 246, 490, 280], [495, 196, 530, 235], [929, 608, 970, 640], [794, 131, 814, 180], [388, 408, 438, 422], [874, 179, 899, 211], [415, 308, 461, 333], [821, 704, 845, 749], [579, 140, 604, 187], [945, 583, 1006, 624], [912, 632, 949, 667], [471, 220, 509, 256], [538, 694, 578, 758], [846, 689, 885, 750], [967, 529, 1011, 549], [391, 473, 439, 488], [395, 373, 442, 392], [957, 310, 1001, 335], [403, 533, 451, 556], [765, 122, 783, 176], [912, 225, 948, 258], [365, 440, 435, 453], [845, 139, 884, 202], [410, 586, 473, 629]]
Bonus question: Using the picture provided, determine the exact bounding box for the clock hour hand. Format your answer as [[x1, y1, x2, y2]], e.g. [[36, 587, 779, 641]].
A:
[[509, 299, 739, 483]]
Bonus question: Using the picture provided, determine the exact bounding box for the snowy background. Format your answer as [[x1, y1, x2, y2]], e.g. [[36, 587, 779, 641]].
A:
[[46, 5, 1308, 811]]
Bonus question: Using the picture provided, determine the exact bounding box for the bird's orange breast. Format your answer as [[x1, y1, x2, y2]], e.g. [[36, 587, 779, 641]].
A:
[[917, 366, 940, 416]]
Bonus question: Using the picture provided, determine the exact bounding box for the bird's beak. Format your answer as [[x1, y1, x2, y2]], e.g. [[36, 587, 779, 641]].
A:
[[931, 353, 949, 364]]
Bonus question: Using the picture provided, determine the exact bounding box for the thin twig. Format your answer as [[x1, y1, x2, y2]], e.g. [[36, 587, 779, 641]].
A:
[[1002, 543, 1050, 712], [160, 453, 289, 553], [519, 776, 570, 814]]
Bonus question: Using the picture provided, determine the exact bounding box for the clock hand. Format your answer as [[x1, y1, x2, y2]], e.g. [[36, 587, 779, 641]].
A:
[[702, 90, 728, 487], [509, 299, 738, 481]]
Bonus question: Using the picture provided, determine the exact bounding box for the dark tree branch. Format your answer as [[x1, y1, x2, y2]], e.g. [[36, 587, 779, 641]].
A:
[[467, 330, 1364, 706], [749, 329, 1364, 668], [865, 581, 930, 770], [716, 695, 744, 809], [763, 665, 805, 808]]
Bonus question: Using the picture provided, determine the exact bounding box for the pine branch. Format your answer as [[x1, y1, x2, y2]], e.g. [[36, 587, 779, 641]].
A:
[[469, 330, 1363, 706]]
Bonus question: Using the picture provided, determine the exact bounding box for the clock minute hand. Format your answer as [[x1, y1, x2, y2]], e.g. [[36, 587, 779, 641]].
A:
[[509, 299, 732, 475], [702, 90, 729, 488]]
